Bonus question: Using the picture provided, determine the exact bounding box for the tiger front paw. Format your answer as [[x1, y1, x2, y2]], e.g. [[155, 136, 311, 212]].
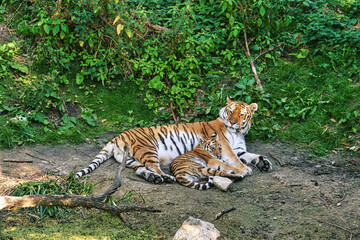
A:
[[135, 167, 176, 184], [255, 156, 272, 172], [233, 165, 253, 177]]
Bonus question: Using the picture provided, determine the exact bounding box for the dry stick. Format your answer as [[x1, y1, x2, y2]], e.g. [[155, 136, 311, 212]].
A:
[[169, 102, 178, 125], [215, 206, 236, 220], [2, 160, 33, 163], [268, 152, 285, 166], [25, 153, 52, 165]]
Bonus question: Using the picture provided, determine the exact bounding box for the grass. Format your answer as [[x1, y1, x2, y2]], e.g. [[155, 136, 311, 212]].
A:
[[249, 57, 360, 154], [1, 211, 159, 240]]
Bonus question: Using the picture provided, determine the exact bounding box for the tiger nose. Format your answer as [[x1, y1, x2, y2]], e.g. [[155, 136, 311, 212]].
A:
[[229, 120, 236, 126]]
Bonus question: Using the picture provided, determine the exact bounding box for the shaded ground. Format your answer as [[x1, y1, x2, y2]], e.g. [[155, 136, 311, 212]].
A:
[[1, 133, 359, 239]]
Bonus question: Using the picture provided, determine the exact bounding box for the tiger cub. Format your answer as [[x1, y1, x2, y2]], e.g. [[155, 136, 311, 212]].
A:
[[170, 133, 243, 190]]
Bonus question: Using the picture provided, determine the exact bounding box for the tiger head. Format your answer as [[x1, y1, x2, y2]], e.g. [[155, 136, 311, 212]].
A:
[[219, 96, 258, 135], [198, 133, 222, 159]]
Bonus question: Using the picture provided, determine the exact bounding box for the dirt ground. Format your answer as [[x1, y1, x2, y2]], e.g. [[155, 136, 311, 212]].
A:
[[1, 133, 359, 239]]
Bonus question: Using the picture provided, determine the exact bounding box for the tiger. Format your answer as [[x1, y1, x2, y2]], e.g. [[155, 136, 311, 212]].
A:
[[76, 96, 272, 183], [170, 133, 244, 190]]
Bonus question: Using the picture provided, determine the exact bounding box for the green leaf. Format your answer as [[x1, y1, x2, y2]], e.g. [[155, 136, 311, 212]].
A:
[[60, 23, 68, 33], [44, 24, 51, 34], [148, 75, 164, 91], [125, 28, 133, 38], [88, 38, 94, 48], [33, 113, 50, 125], [221, 3, 227, 14], [53, 24, 60, 35], [10, 62, 29, 74], [60, 31, 65, 39], [81, 111, 97, 126], [76, 73, 84, 85], [229, 15, 235, 26], [260, 6, 266, 17]]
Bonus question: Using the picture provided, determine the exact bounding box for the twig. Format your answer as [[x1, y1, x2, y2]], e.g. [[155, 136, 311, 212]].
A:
[[314, 217, 352, 239], [169, 102, 178, 125], [2, 160, 33, 163], [25, 153, 52, 165], [119, 213, 127, 223], [79, 208, 86, 219], [268, 152, 285, 166], [215, 206, 236, 220], [62, 97, 70, 117], [253, 43, 282, 62], [317, 197, 353, 240]]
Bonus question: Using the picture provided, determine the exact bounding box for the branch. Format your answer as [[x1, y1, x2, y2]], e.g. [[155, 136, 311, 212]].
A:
[[169, 102, 178, 125], [238, 29, 263, 91], [92, 146, 128, 201], [142, 21, 183, 36], [253, 43, 282, 62], [215, 206, 236, 220]]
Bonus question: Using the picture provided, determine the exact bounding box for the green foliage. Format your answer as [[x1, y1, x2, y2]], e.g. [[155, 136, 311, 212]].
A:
[[0, 0, 359, 154], [289, 0, 360, 74], [12, 172, 93, 219]]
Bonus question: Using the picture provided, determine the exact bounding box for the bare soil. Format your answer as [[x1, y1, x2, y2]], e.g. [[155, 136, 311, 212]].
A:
[[1, 133, 359, 239]]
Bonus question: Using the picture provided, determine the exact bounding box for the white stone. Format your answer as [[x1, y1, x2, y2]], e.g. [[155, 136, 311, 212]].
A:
[[213, 176, 233, 191], [173, 216, 220, 240]]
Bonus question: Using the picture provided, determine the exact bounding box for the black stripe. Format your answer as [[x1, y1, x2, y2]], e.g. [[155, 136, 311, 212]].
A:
[[237, 151, 246, 157], [170, 136, 182, 155], [158, 133, 167, 150]]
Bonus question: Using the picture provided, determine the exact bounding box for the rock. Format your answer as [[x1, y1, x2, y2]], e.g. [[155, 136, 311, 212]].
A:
[[213, 176, 233, 191], [173, 216, 220, 240]]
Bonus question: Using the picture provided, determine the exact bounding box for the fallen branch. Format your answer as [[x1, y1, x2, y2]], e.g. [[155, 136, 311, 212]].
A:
[[215, 206, 236, 220], [0, 147, 160, 216], [0, 195, 159, 214]]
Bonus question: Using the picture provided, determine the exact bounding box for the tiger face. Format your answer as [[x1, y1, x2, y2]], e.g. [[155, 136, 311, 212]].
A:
[[219, 96, 258, 135], [197, 133, 222, 159]]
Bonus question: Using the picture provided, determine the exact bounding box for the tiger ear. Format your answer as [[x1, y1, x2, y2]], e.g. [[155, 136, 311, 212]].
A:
[[226, 96, 234, 103], [249, 103, 258, 113], [198, 136, 206, 145]]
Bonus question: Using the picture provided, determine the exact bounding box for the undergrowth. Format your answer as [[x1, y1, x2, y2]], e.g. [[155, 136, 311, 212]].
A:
[[0, 0, 359, 155]]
